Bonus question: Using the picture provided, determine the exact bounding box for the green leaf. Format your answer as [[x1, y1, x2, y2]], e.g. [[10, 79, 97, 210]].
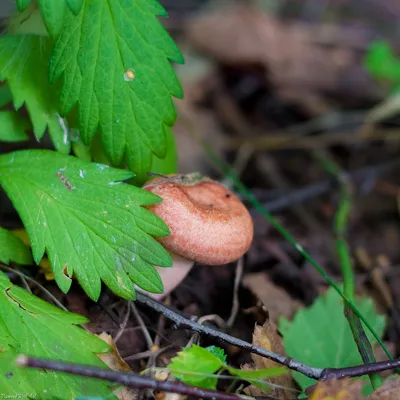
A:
[[0, 85, 13, 108], [66, 0, 83, 14], [205, 346, 227, 364], [140, 126, 178, 184], [169, 344, 287, 392], [50, 0, 184, 176], [0, 270, 115, 399], [0, 227, 32, 265], [169, 344, 224, 389], [0, 149, 172, 301], [0, 110, 30, 142], [37, 0, 67, 37], [364, 40, 400, 84], [16, 0, 31, 12], [0, 35, 71, 153], [279, 287, 386, 391], [72, 138, 92, 162]]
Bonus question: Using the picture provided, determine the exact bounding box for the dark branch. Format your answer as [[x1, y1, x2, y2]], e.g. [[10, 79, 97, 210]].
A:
[[136, 292, 322, 379], [253, 158, 400, 215], [17, 356, 242, 400], [136, 292, 400, 382], [322, 359, 400, 380]]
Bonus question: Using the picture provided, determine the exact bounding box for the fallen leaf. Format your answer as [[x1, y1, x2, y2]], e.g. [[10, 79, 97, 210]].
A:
[[243, 272, 302, 322], [368, 376, 400, 399], [98, 332, 138, 400], [309, 379, 364, 400], [279, 287, 386, 391], [243, 321, 297, 399], [188, 4, 359, 94]]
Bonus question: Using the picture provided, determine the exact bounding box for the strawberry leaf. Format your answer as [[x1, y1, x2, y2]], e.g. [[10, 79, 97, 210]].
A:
[[279, 287, 386, 391], [169, 344, 224, 389], [0, 270, 115, 399], [50, 0, 184, 176], [0, 110, 30, 142], [169, 344, 287, 391], [0, 149, 172, 301], [0, 227, 32, 265], [0, 35, 71, 153]]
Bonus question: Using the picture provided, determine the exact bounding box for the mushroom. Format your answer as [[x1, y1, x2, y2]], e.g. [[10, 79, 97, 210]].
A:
[[141, 173, 254, 299]]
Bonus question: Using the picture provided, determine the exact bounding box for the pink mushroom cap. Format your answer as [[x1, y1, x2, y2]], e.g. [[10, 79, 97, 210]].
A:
[[144, 174, 254, 265]]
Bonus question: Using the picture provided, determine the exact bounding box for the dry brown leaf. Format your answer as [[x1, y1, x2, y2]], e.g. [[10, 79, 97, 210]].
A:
[[188, 5, 345, 90], [98, 332, 132, 372], [368, 376, 400, 399], [187, 4, 377, 107], [309, 379, 364, 400], [243, 321, 296, 399], [243, 272, 302, 322], [97, 332, 138, 400]]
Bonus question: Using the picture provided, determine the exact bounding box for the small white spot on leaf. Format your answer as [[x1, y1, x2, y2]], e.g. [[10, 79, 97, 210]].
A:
[[123, 68, 135, 82], [96, 163, 109, 171]]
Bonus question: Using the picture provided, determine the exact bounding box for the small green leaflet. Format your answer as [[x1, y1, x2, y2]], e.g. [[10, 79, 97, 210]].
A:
[[169, 345, 224, 389], [50, 0, 184, 176], [0, 150, 172, 301], [0, 270, 115, 399], [0, 110, 30, 142], [364, 40, 400, 85], [279, 287, 386, 391], [0, 227, 32, 265], [0, 35, 70, 153], [169, 345, 286, 391]]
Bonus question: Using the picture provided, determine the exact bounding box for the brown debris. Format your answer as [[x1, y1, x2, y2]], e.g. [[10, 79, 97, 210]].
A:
[[243, 272, 303, 322], [243, 321, 297, 399], [309, 378, 364, 400], [368, 376, 400, 400], [187, 4, 377, 101]]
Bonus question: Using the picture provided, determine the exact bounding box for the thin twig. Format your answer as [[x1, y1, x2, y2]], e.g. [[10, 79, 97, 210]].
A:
[[130, 301, 154, 349], [18, 272, 32, 293], [254, 158, 400, 215], [136, 292, 400, 381], [228, 128, 400, 150], [227, 258, 244, 328], [124, 345, 175, 362], [17, 356, 247, 400], [114, 302, 131, 344], [0, 264, 68, 311], [136, 292, 323, 380]]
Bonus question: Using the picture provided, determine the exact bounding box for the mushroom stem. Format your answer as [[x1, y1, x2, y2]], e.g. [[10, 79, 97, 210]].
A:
[[138, 253, 194, 300]]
